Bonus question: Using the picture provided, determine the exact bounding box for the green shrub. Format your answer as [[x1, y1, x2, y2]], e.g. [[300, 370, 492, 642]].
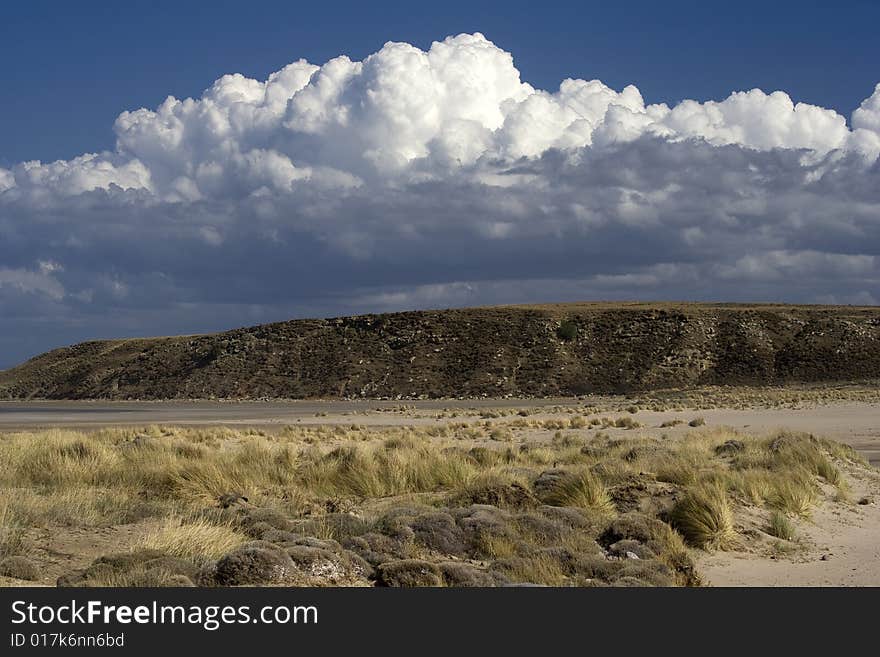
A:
[[766, 511, 795, 541], [556, 321, 578, 341]]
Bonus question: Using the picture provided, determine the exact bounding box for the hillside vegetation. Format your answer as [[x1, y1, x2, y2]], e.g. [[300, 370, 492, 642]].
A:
[[2, 302, 880, 400]]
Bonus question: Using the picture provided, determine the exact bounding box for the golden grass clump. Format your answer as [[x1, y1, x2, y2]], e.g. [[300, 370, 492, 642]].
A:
[[769, 474, 817, 517], [298, 439, 476, 498], [670, 482, 735, 550], [725, 470, 774, 506], [138, 515, 247, 563], [538, 470, 615, 515], [766, 511, 796, 541]]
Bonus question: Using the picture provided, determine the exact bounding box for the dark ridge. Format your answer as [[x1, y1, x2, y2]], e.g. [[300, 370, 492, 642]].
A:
[[2, 302, 879, 400]]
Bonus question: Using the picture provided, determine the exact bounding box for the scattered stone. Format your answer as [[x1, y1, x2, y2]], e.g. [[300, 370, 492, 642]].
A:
[[460, 481, 538, 509], [600, 512, 665, 546], [532, 469, 569, 499], [240, 508, 296, 533], [408, 511, 468, 556], [217, 492, 250, 509], [212, 546, 297, 586], [438, 562, 499, 587], [376, 560, 442, 587], [715, 439, 745, 456], [261, 529, 302, 544]]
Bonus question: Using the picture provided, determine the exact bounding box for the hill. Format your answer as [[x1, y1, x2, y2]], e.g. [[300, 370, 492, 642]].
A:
[[2, 302, 880, 400]]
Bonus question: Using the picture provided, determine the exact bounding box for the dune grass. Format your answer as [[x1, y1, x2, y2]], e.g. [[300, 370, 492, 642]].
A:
[[0, 418, 863, 586], [138, 515, 247, 563], [670, 482, 735, 550], [537, 470, 615, 515], [766, 511, 796, 541], [0, 501, 26, 559]]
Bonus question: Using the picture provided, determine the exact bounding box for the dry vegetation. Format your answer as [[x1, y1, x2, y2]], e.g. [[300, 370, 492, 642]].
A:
[[0, 415, 870, 587], [4, 303, 880, 401]]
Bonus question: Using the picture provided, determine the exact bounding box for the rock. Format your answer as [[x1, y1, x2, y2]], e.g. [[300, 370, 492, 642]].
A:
[[240, 508, 295, 533], [282, 543, 372, 582], [714, 439, 745, 456], [608, 539, 657, 561], [599, 512, 666, 546], [260, 529, 303, 544], [532, 469, 569, 498], [340, 532, 405, 567], [454, 505, 515, 549], [460, 481, 538, 509], [217, 492, 250, 509], [375, 559, 442, 587], [285, 546, 349, 581], [289, 536, 343, 552], [409, 511, 468, 556], [438, 562, 499, 587], [0, 556, 40, 581], [614, 561, 676, 587], [212, 546, 297, 586]]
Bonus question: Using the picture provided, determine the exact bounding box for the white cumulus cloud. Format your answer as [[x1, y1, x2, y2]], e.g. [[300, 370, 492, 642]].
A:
[[0, 32, 879, 368]]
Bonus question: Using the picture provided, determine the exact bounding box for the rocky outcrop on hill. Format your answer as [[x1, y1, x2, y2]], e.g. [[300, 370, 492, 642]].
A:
[[2, 303, 879, 400]]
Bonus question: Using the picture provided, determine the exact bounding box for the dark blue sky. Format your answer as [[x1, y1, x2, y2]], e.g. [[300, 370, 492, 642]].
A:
[[1, 0, 878, 166]]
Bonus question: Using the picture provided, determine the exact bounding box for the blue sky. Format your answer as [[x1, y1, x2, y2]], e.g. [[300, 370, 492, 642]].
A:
[[2, 0, 878, 165], [0, 1, 879, 368]]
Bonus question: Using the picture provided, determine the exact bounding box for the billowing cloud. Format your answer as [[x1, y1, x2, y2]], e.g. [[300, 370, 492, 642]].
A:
[[0, 33, 879, 368]]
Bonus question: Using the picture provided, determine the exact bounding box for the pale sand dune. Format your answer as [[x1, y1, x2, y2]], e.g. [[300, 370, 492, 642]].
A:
[[699, 472, 880, 586]]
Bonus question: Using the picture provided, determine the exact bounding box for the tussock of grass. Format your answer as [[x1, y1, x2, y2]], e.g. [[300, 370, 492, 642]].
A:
[[766, 511, 795, 541], [0, 501, 26, 559], [769, 474, 817, 517], [670, 482, 735, 550], [138, 515, 247, 563], [726, 470, 774, 506], [537, 470, 615, 515], [815, 458, 841, 486], [299, 440, 477, 498]]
